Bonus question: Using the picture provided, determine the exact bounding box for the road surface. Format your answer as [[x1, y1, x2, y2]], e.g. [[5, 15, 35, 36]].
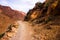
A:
[[11, 21, 33, 40]]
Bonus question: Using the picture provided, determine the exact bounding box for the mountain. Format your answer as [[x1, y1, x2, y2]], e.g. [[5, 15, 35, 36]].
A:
[[0, 5, 26, 35], [0, 5, 26, 20]]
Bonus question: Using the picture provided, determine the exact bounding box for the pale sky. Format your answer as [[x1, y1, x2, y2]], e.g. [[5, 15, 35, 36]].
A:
[[0, 0, 45, 13]]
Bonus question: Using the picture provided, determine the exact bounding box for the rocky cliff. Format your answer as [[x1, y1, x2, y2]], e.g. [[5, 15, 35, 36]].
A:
[[24, 0, 60, 24], [24, 0, 60, 40]]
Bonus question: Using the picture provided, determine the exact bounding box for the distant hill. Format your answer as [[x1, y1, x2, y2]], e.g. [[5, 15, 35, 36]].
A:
[[0, 5, 26, 35], [0, 5, 26, 20]]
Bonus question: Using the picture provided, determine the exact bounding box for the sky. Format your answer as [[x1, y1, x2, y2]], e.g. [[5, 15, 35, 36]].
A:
[[0, 0, 45, 13]]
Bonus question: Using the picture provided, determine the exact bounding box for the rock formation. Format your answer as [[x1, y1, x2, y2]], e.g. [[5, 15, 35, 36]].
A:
[[24, 0, 60, 40], [25, 0, 60, 24]]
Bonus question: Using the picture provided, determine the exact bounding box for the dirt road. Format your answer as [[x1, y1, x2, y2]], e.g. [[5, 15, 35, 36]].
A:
[[11, 21, 33, 40]]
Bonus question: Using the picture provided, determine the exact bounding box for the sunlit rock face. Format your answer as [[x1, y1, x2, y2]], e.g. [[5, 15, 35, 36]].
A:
[[0, 5, 26, 35], [24, 0, 60, 40], [24, 0, 60, 23]]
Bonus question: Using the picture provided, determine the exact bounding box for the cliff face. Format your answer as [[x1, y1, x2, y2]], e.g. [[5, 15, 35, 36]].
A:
[[24, 0, 60, 24], [24, 0, 60, 40], [0, 5, 26, 35]]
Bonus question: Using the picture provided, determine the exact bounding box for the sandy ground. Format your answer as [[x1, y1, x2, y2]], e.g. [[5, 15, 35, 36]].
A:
[[11, 21, 33, 40]]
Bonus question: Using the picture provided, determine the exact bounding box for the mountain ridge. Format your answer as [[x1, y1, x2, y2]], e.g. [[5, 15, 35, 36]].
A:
[[0, 5, 26, 35]]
